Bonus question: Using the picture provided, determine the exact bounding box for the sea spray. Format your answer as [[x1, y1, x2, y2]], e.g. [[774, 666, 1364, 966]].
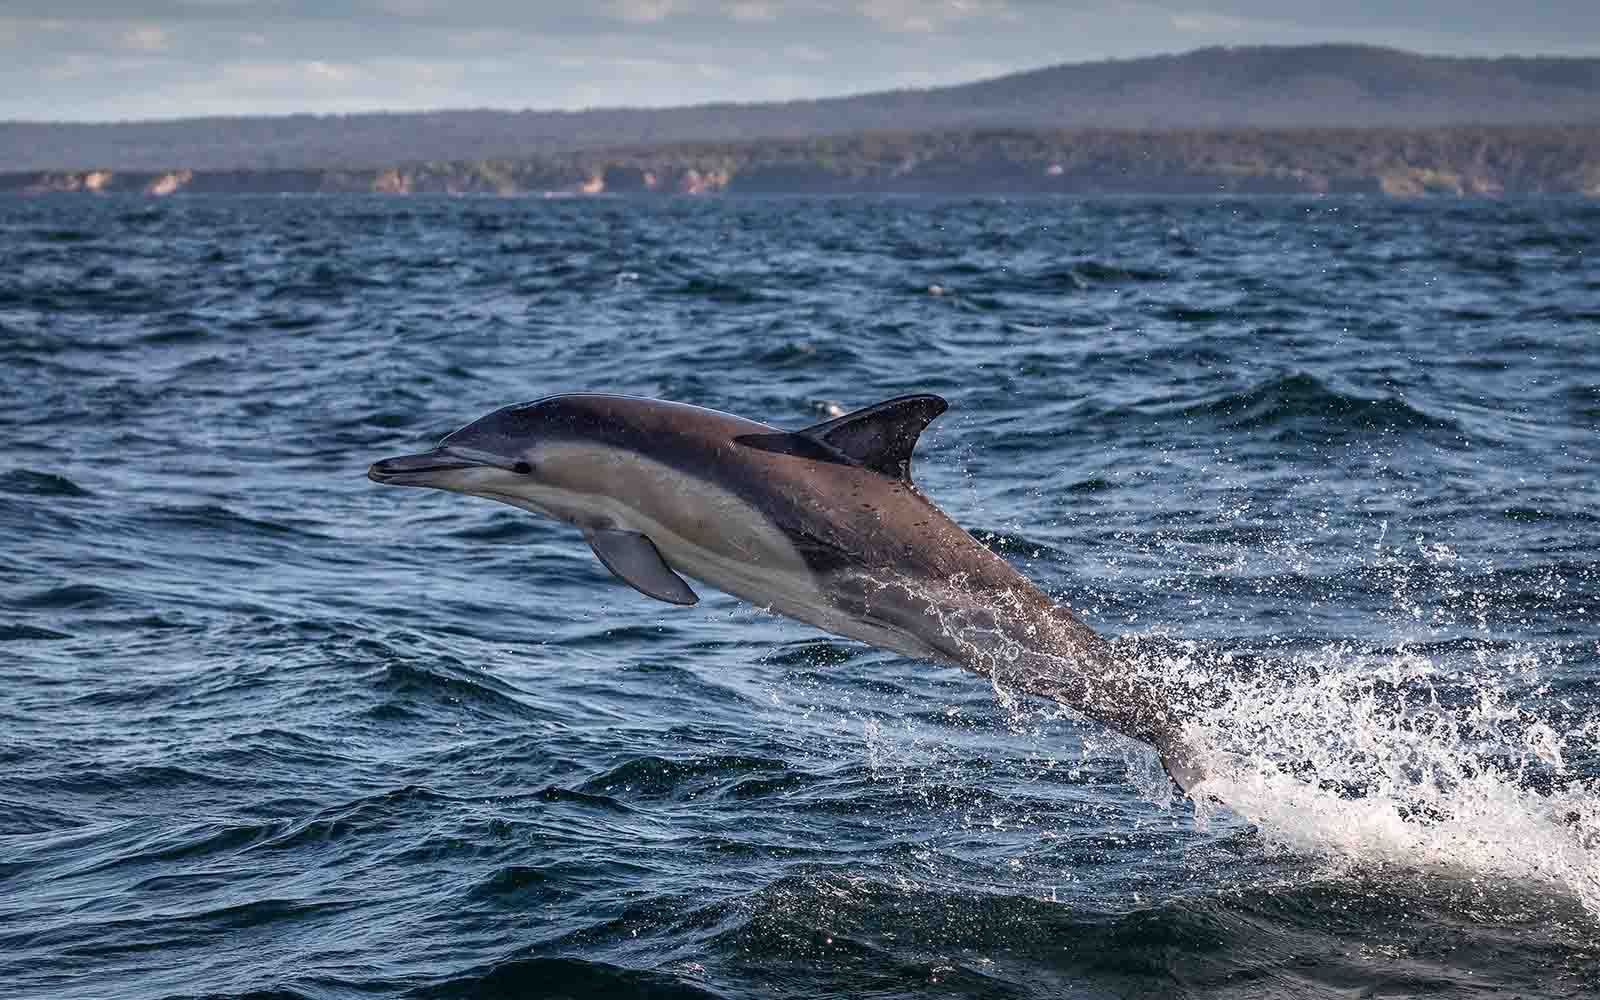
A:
[[1178, 640, 1600, 916], [896, 568, 1600, 915]]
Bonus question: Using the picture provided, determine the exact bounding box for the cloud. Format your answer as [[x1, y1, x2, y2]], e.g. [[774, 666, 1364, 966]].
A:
[[858, 0, 1013, 33], [724, 1, 778, 22], [370, 0, 441, 15], [2, 1, 1597, 121], [610, 0, 681, 24], [304, 60, 351, 82], [782, 42, 829, 63], [120, 24, 170, 50], [1169, 10, 1262, 34]]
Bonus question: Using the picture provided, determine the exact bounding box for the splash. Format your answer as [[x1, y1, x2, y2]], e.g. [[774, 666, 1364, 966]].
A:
[[1170, 639, 1600, 916], [881, 570, 1600, 916]]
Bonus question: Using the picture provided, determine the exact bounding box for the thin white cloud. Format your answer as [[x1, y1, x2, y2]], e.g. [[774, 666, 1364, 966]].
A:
[[724, 1, 778, 22], [305, 60, 352, 82], [5, 15, 70, 35], [859, 0, 1012, 33], [370, 0, 440, 15], [120, 24, 170, 50], [446, 27, 517, 50], [45, 51, 165, 82], [611, 0, 682, 24], [782, 42, 829, 63]]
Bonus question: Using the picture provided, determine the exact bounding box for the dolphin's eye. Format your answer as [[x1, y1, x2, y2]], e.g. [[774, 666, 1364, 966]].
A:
[[512, 461, 533, 475]]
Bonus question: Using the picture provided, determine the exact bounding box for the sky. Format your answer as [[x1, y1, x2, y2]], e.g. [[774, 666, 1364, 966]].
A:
[[5, 1, 1598, 122]]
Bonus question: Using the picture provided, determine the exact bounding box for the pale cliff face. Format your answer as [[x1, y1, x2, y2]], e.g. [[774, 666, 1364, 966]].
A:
[[678, 168, 729, 195], [372, 169, 412, 194], [145, 170, 193, 196]]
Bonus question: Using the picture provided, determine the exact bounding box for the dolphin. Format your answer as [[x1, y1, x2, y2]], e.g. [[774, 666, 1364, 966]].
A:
[[368, 393, 1205, 794]]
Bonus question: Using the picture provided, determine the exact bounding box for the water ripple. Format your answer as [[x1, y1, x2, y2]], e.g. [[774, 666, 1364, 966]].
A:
[[2, 195, 1596, 999]]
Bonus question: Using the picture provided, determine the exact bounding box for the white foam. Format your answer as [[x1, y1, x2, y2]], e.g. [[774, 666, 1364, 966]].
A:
[[1158, 640, 1600, 916]]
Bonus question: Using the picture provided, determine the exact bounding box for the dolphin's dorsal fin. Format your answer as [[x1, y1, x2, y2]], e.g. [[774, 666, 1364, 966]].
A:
[[797, 394, 947, 481]]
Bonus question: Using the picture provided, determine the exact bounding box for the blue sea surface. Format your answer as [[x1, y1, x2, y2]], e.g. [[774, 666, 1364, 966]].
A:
[[2, 195, 1597, 999]]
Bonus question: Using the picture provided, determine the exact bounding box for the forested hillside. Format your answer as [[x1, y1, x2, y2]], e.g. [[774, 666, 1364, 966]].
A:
[[5, 45, 1597, 173], [8, 125, 1597, 198]]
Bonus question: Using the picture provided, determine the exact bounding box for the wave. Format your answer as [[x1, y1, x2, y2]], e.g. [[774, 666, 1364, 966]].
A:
[[1567, 383, 1600, 423], [1003, 260, 1170, 292], [414, 956, 723, 999], [0, 624, 73, 641], [575, 753, 796, 802], [1181, 371, 1461, 439], [237, 785, 451, 856], [708, 866, 1595, 997], [137, 325, 212, 346], [445, 513, 547, 541], [971, 530, 1071, 562], [13, 583, 121, 611], [371, 661, 561, 725], [135, 504, 336, 550], [671, 276, 772, 305], [30, 228, 99, 244], [0, 468, 93, 498], [752, 340, 862, 369], [1023, 371, 1473, 454]]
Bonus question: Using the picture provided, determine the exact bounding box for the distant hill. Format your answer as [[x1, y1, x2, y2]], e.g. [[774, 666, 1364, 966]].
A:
[[5, 44, 1599, 172]]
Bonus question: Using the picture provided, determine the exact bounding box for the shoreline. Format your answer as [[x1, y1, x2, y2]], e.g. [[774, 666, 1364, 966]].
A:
[[7, 125, 1598, 199]]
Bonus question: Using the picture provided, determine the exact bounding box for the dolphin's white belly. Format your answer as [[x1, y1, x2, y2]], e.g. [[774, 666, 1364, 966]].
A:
[[475, 443, 953, 662], [591, 458, 948, 662]]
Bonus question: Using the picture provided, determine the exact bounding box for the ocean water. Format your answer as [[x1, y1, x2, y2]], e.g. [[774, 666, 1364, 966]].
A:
[[2, 194, 1597, 999]]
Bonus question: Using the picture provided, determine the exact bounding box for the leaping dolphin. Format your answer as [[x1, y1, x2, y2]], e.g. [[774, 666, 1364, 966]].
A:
[[368, 393, 1205, 794]]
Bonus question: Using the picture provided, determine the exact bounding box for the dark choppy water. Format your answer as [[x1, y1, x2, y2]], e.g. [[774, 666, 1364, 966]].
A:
[[3, 195, 1598, 999]]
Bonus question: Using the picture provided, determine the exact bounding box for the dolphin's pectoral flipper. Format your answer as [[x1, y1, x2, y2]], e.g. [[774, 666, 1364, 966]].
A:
[[586, 529, 699, 606], [797, 394, 948, 481]]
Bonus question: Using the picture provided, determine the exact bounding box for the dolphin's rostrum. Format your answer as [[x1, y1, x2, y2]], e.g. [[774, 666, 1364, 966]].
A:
[[369, 393, 1205, 794]]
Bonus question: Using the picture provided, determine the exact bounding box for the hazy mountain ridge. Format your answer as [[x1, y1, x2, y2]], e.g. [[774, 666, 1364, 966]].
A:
[[8, 125, 1597, 198], [6, 45, 1599, 172]]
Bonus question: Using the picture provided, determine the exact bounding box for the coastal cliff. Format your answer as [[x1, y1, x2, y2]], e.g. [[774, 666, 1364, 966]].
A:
[[5, 125, 1597, 198]]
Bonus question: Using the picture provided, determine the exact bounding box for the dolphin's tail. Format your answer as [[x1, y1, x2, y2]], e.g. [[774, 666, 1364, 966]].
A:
[[1156, 735, 1207, 797]]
